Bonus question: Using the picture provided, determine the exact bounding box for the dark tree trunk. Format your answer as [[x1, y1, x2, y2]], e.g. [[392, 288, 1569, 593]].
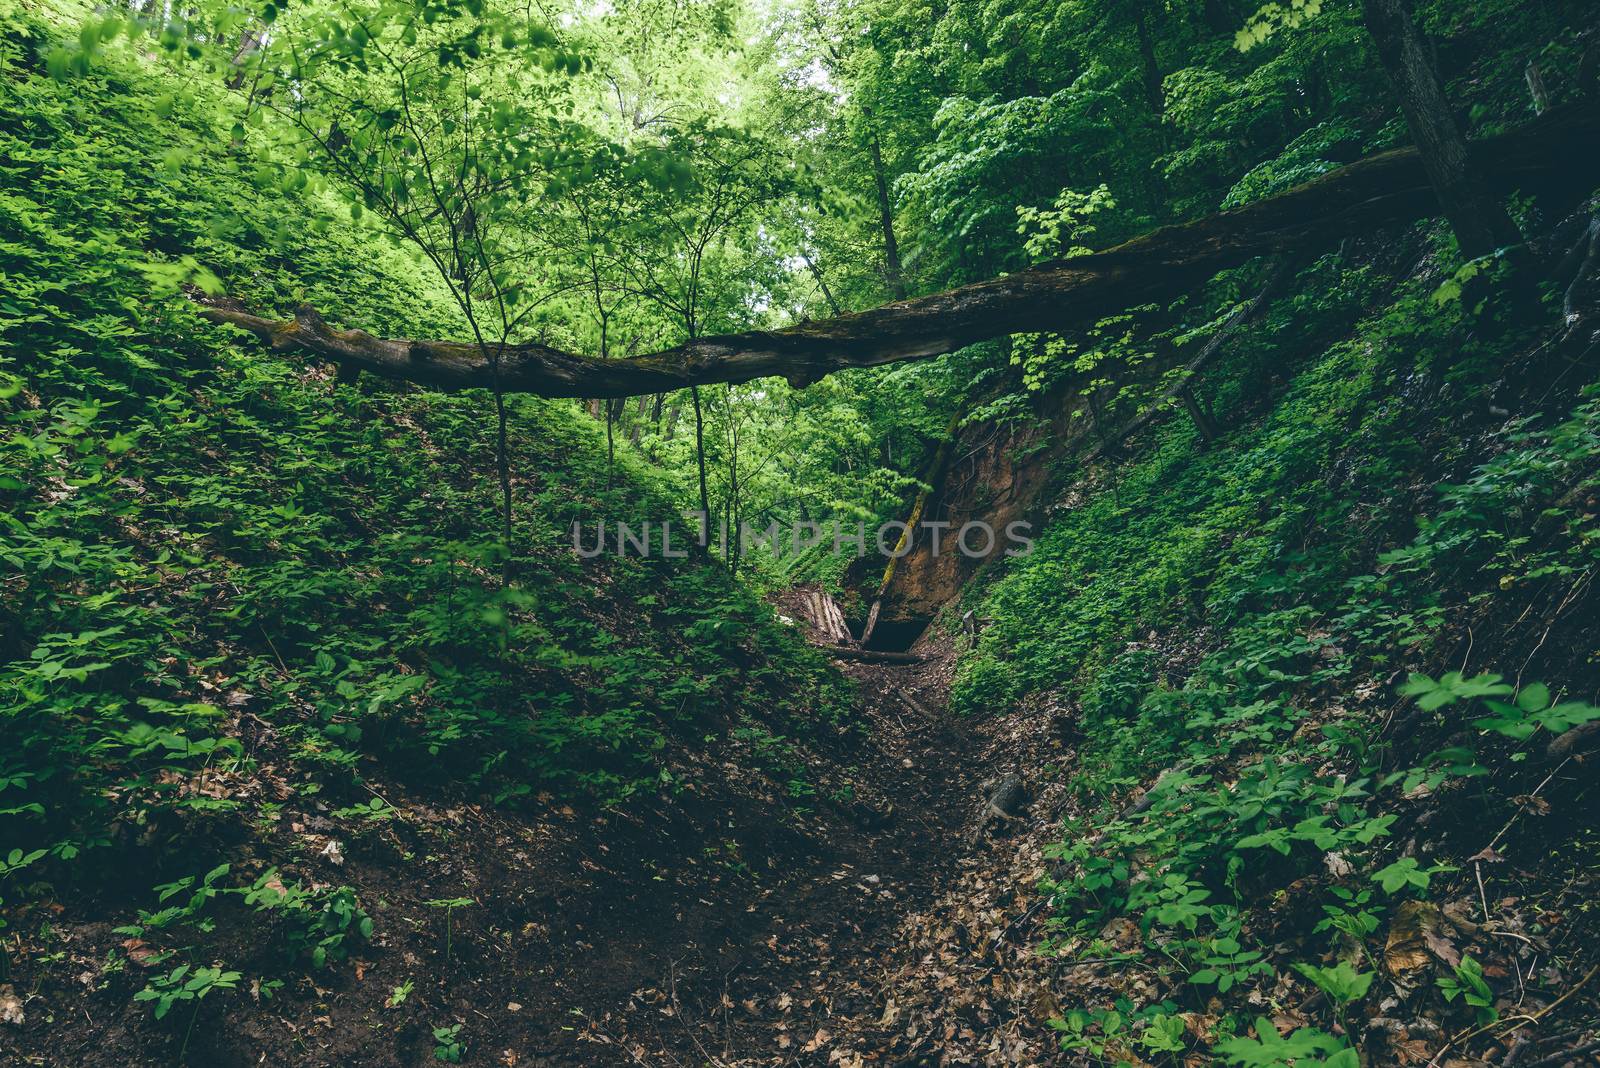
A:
[[1134, 9, 1166, 127], [1360, 0, 1523, 259], [1180, 385, 1220, 445], [690, 385, 710, 523], [862, 107, 908, 301], [1582, 27, 1599, 97]]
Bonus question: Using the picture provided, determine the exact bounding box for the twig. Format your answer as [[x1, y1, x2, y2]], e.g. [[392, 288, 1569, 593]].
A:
[[1478, 861, 1493, 927], [667, 959, 730, 1068], [1485, 757, 1573, 855], [896, 689, 932, 718], [824, 646, 925, 665], [1528, 1038, 1600, 1067], [1433, 963, 1600, 1066]]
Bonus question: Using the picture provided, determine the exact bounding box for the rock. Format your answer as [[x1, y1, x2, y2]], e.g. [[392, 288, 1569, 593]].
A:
[[987, 775, 1027, 819], [1547, 719, 1600, 763], [0, 985, 22, 1027], [970, 776, 1029, 843]]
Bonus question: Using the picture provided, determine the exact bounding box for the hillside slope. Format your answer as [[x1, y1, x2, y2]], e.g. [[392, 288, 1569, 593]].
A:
[[0, 12, 897, 1064]]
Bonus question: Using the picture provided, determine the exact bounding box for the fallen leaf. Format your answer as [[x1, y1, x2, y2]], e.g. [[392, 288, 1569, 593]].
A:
[[1386, 901, 1457, 975], [1510, 795, 1550, 816], [121, 938, 162, 967], [0, 985, 23, 1026]]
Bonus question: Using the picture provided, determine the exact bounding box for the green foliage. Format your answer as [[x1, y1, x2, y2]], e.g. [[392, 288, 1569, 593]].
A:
[[6, 0, 1599, 1063], [1189, 934, 1274, 993], [432, 1022, 465, 1062], [1215, 1017, 1357, 1068], [424, 896, 474, 961], [1292, 960, 1373, 1006], [1370, 856, 1453, 896], [133, 963, 242, 1021], [245, 874, 374, 968], [1437, 955, 1498, 1025]]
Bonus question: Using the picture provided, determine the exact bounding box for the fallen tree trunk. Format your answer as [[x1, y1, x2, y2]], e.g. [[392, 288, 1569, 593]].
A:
[[200, 104, 1600, 400]]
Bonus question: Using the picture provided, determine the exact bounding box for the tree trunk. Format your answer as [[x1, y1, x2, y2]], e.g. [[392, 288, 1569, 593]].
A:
[[803, 252, 843, 316], [690, 385, 710, 524], [1179, 385, 1219, 445], [1525, 60, 1550, 115], [200, 105, 1599, 400], [862, 107, 908, 301], [1360, 0, 1522, 259], [225, 28, 265, 91], [1088, 255, 1296, 460], [1133, 8, 1166, 127]]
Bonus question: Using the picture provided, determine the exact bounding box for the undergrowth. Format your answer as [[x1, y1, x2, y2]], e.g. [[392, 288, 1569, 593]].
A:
[[954, 247, 1600, 1061], [0, 3, 848, 1018]]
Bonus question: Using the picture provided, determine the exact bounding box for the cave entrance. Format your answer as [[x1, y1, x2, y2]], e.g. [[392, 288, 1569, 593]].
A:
[[858, 615, 931, 652]]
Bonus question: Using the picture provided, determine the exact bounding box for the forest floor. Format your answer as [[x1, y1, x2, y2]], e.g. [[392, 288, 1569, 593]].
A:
[[16, 581, 1596, 1066], [621, 619, 1084, 1068], [4, 609, 1080, 1068]]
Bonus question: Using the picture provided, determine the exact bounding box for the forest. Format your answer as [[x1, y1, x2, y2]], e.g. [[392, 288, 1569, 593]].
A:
[[2, 0, 1599, 1063]]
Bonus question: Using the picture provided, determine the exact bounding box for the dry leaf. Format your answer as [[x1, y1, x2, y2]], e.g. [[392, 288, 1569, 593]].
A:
[[0, 985, 23, 1027], [121, 938, 161, 967], [1385, 901, 1457, 975]]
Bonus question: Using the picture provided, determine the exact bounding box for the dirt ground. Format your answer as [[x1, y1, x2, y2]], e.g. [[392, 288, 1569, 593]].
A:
[[2, 610, 1082, 1067]]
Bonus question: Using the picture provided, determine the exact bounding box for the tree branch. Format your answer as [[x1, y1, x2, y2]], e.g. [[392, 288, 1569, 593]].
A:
[[199, 104, 1600, 400]]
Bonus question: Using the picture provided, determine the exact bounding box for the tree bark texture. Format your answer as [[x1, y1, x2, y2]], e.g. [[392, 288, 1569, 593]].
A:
[[1360, 0, 1524, 259]]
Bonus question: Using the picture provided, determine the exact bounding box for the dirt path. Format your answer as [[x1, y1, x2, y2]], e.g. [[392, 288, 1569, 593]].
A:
[[606, 642, 973, 1064], [608, 629, 1076, 1067]]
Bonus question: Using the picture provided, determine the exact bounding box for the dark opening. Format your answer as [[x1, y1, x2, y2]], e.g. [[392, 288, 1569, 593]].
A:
[[862, 615, 932, 652]]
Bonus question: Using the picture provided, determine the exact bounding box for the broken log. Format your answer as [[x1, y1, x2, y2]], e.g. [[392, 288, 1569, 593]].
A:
[[802, 590, 854, 645], [895, 688, 933, 718], [822, 646, 924, 665], [199, 104, 1600, 400]]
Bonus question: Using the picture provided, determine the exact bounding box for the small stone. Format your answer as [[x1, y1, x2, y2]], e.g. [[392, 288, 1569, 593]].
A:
[[862, 874, 881, 885], [507, 1002, 522, 1012]]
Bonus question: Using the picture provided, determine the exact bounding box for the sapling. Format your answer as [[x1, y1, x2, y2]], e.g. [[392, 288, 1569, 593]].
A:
[[423, 898, 474, 962]]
